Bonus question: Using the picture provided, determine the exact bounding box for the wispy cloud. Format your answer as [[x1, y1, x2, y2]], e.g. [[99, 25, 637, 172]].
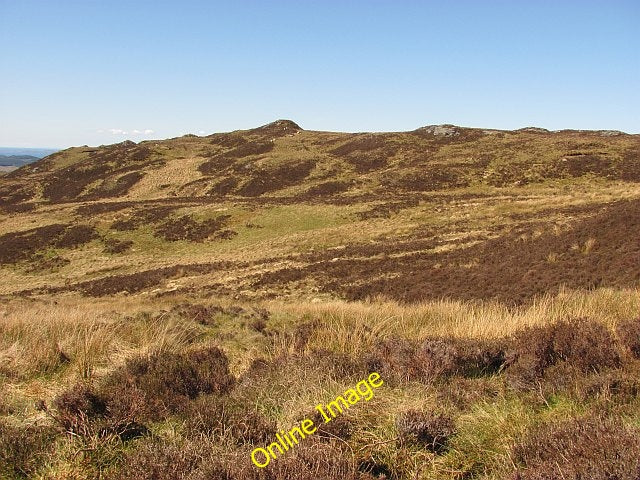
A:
[[100, 128, 154, 136]]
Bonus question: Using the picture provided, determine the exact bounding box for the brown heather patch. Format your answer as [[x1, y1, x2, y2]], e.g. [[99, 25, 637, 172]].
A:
[[198, 140, 274, 175], [256, 198, 640, 304], [235, 159, 316, 197], [108, 439, 373, 480], [104, 439, 204, 480], [102, 237, 134, 254], [154, 214, 235, 241], [366, 336, 505, 384], [0, 184, 35, 207], [0, 420, 57, 479], [395, 410, 455, 454], [573, 365, 640, 405], [53, 345, 235, 435], [167, 302, 270, 327], [110, 205, 177, 231], [356, 198, 419, 220], [383, 165, 471, 191], [0, 202, 37, 213], [329, 134, 399, 173], [41, 143, 161, 202], [0, 223, 97, 265], [53, 224, 99, 248], [304, 180, 351, 197], [207, 176, 238, 195], [208, 131, 250, 148], [83, 171, 145, 200], [0, 224, 66, 264], [100, 345, 235, 421], [504, 318, 621, 389], [619, 147, 640, 181], [59, 260, 238, 296], [616, 317, 640, 358], [510, 415, 640, 480]]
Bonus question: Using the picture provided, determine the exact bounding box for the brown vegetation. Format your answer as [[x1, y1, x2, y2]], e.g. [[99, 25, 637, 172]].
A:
[[511, 416, 640, 480], [395, 410, 455, 453], [0, 223, 97, 265], [154, 214, 234, 241]]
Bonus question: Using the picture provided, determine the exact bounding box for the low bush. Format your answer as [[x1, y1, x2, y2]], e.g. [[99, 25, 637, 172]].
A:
[[395, 410, 455, 454], [511, 415, 640, 479], [366, 336, 505, 383], [616, 317, 640, 358], [105, 439, 202, 480], [100, 345, 235, 421], [505, 318, 620, 389], [0, 420, 57, 479], [53, 346, 235, 439]]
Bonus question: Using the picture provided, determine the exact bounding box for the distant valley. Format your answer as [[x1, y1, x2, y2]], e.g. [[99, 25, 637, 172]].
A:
[[0, 147, 59, 171]]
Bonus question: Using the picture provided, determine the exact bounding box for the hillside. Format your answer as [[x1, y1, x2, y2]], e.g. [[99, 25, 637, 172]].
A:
[[1, 121, 640, 480], [0, 120, 639, 302]]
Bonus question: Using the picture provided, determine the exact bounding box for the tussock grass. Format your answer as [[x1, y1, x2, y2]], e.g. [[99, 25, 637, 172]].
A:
[[0, 298, 204, 383], [268, 288, 640, 356], [1, 288, 639, 479]]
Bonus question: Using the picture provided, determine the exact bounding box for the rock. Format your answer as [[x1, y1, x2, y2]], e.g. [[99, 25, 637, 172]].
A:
[[417, 124, 460, 136]]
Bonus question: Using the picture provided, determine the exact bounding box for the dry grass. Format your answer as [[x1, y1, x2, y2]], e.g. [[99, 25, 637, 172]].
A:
[[267, 288, 640, 357], [1, 288, 639, 479]]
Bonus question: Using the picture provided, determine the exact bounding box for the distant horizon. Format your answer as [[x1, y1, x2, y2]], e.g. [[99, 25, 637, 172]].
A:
[[1, 118, 638, 151], [1, 1, 637, 148]]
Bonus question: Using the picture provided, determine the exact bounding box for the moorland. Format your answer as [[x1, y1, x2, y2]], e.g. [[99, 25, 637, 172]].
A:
[[1, 120, 639, 479]]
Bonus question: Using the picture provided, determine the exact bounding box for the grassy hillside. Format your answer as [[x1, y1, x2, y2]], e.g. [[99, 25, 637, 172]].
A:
[[1, 121, 639, 479]]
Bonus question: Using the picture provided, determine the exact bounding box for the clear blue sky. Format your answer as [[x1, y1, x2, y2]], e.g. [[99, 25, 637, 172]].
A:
[[1, 0, 638, 148]]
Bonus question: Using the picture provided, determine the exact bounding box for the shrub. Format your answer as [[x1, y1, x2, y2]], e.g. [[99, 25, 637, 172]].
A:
[[101, 345, 235, 421], [365, 336, 419, 382], [552, 318, 620, 371], [53, 382, 107, 434], [52, 382, 147, 440], [511, 415, 640, 479], [395, 410, 455, 454], [54, 225, 99, 248], [109, 438, 373, 480], [505, 318, 620, 389], [616, 317, 640, 358], [574, 365, 640, 405], [169, 303, 222, 325], [53, 346, 235, 438], [366, 336, 504, 383], [416, 337, 505, 379], [154, 214, 232, 242], [0, 420, 57, 479]]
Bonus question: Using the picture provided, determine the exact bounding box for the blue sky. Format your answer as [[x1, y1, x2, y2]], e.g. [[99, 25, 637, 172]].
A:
[[1, 0, 638, 148]]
